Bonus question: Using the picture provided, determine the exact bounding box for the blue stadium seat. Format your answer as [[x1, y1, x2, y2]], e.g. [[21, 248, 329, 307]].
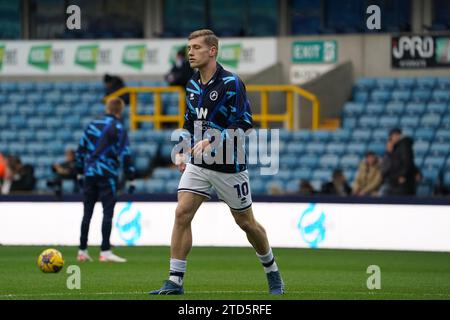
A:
[[144, 179, 166, 193], [414, 141, 429, 157], [367, 142, 385, 156], [280, 155, 298, 168], [400, 115, 420, 128], [311, 131, 331, 142], [391, 90, 410, 103], [355, 78, 375, 91], [292, 169, 311, 180], [18, 104, 35, 116], [378, 115, 399, 128], [372, 129, 388, 142], [285, 180, 300, 193], [365, 103, 385, 115], [319, 154, 339, 169], [326, 142, 346, 156], [135, 157, 150, 172], [415, 156, 424, 168], [396, 77, 416, 90], [428, 143, 450, 156], [351, 129, 372, 141], [9, 115, 27, 128], [305, 142, 326, 154], [36, 130, 54, 142], [416, 183, 432, 197], [370, 90, 391, 103], [415, 77, 436, 90], [26, 93, 42, 103], [426, 102, 447, 114], [311, 169, 333, 182], [53, 82, 72, 91], [133, 180, 146, 193], [444, 172, 450, 187], [423, 156, 446, 169], [153, 167, 178, 179], [8, 93, 26, 104], [165, 180, 180, 193], [17, 81, 35, 92], [343, 102, 364, 116], [434, 129, 450, 142], [342, 117, 358, 129], [404, 102, 426, 115], [414, 128, 435, 141], [353, 91, 369, 103], [385, 102, 405, 115], [358, 115, 379, 129], [346, 142, 367, 155], [410, 90, 431, 103], [420, 113, 441, 127], [0, 82, 18, 92], [250, 179, 265, 195], [299, 154, 319, 168], [442, 115, 450, 128], [285, 142, 305, 155], [436, 77, 450, 90], [16, 130, 35, 142], [44, 91, 62, 103], [27, 118, 46, 129], [330, 129, 351, 142], [136, 143, 159, 157], [375, 78, 396, 90], [291, 130, 312, 142], [421, 168, 440, 183], [35, 82, 54, 92], [8, 144, 27, 155], [431, 90, 450, 103], [340, 155, 360, 168]]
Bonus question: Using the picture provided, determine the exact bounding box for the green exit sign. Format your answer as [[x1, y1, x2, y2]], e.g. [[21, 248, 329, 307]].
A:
[[292, 40, 337, 63]]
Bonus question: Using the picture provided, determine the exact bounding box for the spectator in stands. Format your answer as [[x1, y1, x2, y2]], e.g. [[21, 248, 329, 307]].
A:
[[103, 74, 129, 105], [164, 47, 194, 87], [321, 169, 351, 196], [1, 155, 36, 194], [382, 128, 416, 196], [352, 151, 382, 196], [298, 180, 317, 195], [47, 149, 78, 195], [0, 153, 6, 181]]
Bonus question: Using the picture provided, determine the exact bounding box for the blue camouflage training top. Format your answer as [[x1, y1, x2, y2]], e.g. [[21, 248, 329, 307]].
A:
[[183, 63, 253, 173], [75, 114, 135, 180]]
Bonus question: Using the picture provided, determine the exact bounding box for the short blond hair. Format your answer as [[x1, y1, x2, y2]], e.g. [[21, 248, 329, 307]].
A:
[[188, 29, 219, 56], [105, 97, 125, 116]]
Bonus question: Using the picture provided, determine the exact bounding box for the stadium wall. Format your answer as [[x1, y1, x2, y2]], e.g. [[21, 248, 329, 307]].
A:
[[1, 198, 450, 252]]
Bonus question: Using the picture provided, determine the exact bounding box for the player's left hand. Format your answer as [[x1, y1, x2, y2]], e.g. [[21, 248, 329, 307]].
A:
[[193, 139, 211, 157]]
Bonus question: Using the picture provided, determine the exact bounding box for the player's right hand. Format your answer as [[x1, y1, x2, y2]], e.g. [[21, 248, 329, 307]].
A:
[[175, 154, 187, 173]]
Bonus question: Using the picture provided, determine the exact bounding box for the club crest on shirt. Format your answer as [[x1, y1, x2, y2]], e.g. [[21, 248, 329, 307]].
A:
[[209, 91, 218, 101]]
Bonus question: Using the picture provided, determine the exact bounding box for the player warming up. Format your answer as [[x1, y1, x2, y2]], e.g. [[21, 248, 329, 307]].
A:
[[75, 97, 135, 263], [150, 29, 284, 295]]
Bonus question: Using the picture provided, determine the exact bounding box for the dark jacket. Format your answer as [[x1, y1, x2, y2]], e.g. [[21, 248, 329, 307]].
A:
[[10, 164, 36, 192], [104, 76, 129, 105], [384, 137, 416, 195], [165, 60, 194, 87]]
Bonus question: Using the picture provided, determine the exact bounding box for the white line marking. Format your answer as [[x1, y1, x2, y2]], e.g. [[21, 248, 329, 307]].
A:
[[1, 290, 450, 298]]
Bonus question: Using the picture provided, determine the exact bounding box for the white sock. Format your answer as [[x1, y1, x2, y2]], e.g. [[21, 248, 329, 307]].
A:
[[169, 258, 187, 286], [256, 248, 279, 273]]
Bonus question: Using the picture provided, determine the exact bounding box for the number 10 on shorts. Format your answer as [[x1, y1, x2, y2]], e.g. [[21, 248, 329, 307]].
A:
[[234, 182, 249, 198]]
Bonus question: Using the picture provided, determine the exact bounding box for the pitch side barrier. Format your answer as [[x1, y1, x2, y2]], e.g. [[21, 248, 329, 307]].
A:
[[1, 194, 449, 205], [1, 194, 449, 251]]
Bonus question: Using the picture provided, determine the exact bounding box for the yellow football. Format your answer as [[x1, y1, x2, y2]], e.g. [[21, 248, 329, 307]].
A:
[[37, 248, 64, 273]]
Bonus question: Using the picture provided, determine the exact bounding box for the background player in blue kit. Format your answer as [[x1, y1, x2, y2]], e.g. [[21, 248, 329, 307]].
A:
[[75, 97, 135, 263], [150, 29, 284, 295]]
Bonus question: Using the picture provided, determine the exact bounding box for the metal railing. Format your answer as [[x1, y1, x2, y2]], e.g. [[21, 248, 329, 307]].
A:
[[105, 85, 320, 131]]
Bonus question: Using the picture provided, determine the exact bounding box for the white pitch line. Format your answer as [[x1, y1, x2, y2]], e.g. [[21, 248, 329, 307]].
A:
[[1, 290, 450, 298]]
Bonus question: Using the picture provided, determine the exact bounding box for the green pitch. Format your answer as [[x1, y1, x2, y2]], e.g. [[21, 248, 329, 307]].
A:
[[0, 246, 449, 300]]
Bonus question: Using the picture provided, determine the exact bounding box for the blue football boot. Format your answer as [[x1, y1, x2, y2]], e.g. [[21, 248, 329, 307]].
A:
[[266, 271, 285, 295], [149, 280, 184, 295]]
